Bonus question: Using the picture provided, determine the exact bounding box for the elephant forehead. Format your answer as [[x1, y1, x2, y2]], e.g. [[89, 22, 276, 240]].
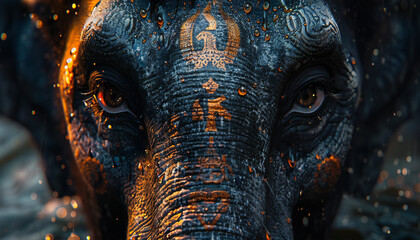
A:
[[75, 0, 340, 120], [78, 0, 340, 93]]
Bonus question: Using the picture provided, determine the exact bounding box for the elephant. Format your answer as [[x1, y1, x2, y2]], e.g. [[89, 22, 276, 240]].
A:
[[0, 0, 419, 239]]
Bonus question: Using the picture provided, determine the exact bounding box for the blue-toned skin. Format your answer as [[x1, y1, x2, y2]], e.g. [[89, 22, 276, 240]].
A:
[[52, 0, 419, 239]]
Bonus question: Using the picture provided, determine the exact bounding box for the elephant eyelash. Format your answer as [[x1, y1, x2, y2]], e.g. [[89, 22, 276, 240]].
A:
[[82, 95, 109, 126]]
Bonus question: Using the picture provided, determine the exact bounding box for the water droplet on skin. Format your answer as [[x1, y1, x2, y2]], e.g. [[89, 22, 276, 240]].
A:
[[157, 14, 164, 28], [280, 1, 292, 13], [244, 3, 252, 13], [158, 34, 164, 48], [140, 9, 147, 18], [254, 29, 260, 37], [263, 1, 270, 11], [265, 34, 271, 41], [262, 19, 267, 31], [238, 87, 247, 96]]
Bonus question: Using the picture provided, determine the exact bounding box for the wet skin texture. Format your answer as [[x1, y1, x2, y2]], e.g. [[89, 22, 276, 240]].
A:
[[50, 0, 419, 239]]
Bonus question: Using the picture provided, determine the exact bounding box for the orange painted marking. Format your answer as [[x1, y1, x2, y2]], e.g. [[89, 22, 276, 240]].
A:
[[202, 78, 219, 94], [203, 1, 217, 30], [179, 0, 240, 70], [192, 100, 204, 121], [196, 137, 233, 184], [205, 96, 232, 132], [189, 190, 231, 230]]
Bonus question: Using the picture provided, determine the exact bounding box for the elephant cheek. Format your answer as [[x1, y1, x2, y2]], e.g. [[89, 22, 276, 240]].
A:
[[73, 147, 109, 194], [313, 155, 342, 193]]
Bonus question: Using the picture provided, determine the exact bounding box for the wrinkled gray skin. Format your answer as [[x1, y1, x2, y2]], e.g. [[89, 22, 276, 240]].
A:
[[62, 0, 358, 239], [55, 0, 420, 239], [1, 0, 418, 239]]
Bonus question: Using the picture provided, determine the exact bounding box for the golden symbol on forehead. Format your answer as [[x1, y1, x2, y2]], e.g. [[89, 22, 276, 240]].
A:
[[180, 0, 240, 70], [202, 78, 219, 94]]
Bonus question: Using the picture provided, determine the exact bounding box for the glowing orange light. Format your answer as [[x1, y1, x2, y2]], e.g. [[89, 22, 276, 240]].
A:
[[56, 207, 67, 218], [45, 233, 54, 240]]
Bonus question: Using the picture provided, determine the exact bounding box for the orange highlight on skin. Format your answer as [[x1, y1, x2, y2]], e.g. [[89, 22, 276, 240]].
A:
[[287, 159, 296, 168], [313, 155, 341, 193]]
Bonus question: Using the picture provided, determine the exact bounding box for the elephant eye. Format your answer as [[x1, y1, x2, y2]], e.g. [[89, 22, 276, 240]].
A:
[[95, 83, 129, 114], [287, 85, 325, 115]]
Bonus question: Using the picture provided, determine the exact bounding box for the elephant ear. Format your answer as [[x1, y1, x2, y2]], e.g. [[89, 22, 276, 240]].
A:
[[0, 0, 83, 196], [340, 0, 420, 197]]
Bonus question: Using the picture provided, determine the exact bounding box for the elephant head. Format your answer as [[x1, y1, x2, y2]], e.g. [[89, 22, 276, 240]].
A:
[[52, 0, 419, 239]]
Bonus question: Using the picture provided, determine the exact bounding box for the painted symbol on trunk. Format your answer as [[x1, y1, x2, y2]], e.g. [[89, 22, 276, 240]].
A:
[[196, 137, 233, 184], [191, 78, 231, 132], [189, 190, 231, 230], [180, 0, 240, 70]]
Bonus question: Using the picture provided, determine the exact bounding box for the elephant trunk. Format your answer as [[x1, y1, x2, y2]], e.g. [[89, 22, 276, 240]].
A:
[[153, 133, 265, 239], [127, 90, 270, 238]]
